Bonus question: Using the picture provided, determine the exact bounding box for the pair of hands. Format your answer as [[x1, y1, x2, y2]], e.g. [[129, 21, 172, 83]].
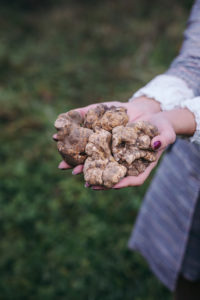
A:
[[53, 97, 177, 189]]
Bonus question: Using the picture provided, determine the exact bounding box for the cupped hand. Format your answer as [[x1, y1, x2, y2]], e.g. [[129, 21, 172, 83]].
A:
[[53, 97, 161, 174], [111, 111, 176, 189], [90, 111, 176, 190]]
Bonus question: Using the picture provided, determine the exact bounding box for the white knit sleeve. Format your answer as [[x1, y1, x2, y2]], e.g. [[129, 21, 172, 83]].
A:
[[180, 97, 200, 144], [129, 74, 194, 110]]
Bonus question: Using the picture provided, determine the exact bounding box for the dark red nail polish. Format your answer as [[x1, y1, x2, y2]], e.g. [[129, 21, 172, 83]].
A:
[[153, 141, 161, 150]]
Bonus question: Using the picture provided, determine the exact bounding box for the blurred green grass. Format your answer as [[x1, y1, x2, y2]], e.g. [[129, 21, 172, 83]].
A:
[[0, 1, 192, 299]]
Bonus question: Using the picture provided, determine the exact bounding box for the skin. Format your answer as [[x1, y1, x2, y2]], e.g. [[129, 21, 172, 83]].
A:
[[53, 97, 196, 189]]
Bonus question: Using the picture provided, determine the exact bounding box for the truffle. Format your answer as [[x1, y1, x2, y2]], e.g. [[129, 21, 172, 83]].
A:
[[112, 121, 158, 176], [54, 105, 159, 187], [83, 129, 127, 188], [55, 110, 93, 165], [84, 104, 129, 131]]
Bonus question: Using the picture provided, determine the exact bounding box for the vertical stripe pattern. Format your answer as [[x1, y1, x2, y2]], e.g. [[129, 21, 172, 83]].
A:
[[166, 0, 200, 96], [128, 139, 200, 291]]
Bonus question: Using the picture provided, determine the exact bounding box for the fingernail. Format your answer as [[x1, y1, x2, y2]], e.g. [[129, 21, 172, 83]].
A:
[[52, 134, 58, 141], [153, 141, 161, 150], [72, 169, 81, 175], [85, 182, 90, 188], [58, 162, 65, 169]]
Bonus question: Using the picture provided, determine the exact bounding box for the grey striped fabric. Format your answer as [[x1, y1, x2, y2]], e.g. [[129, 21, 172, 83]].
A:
[[181, 193, 200, 281], [166, 0, 200, 96], [128, 0, 200, 291], [128, 139, 200, 290]]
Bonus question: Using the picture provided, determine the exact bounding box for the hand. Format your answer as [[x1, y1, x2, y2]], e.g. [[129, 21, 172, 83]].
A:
[[111, 111, 176, 189], [104, 106, 195, 189], [53, 97, 161, 174]]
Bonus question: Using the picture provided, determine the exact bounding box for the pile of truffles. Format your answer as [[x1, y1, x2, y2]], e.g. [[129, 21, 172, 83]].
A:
[[54, 104, 159, 187]]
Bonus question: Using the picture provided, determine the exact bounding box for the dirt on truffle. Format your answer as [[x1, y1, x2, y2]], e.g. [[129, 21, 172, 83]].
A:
[[84, 104, 129, 131], [83, 128, 127, 187], [55, 110, 93, 165]]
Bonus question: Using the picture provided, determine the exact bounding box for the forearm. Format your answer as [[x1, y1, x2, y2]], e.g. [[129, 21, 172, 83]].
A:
[[161, 108, 196, 136], [128, 95, 200, 145]]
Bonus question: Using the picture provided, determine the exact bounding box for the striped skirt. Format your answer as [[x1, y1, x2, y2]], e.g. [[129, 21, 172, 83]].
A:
[[128, 138, 200, 291]]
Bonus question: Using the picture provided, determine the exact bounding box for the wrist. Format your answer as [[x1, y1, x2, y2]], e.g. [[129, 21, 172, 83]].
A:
[[161, 108, 196, 136], [131, 74, 194, 111], [131, 96, 161, 114]]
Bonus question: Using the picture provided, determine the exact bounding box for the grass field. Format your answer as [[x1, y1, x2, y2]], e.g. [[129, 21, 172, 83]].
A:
[[0, 1, 193, 299]]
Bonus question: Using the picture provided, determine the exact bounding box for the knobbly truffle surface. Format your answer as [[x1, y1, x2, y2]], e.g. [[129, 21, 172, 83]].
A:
[[54, 105, 159, 187], [84, 104, 129, 131], [55, 110, 93, 165], [83, 129, 127, 187]]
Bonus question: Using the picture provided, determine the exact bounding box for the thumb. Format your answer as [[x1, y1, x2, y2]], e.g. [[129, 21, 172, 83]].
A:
[[151, 129, 176, 151], [76, 103, 97, 118]]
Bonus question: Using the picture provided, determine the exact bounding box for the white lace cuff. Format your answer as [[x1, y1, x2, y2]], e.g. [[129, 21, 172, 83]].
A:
[[129, 74, 194, 110], [180, 97, 200, 144]]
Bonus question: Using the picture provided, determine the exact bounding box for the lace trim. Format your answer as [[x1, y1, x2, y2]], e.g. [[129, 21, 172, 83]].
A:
[[180, 98, 200, 144], [129, 75, 194, 110]]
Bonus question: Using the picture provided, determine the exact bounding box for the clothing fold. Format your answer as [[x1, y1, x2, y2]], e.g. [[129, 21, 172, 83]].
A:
[[128, 139, 200, 290]]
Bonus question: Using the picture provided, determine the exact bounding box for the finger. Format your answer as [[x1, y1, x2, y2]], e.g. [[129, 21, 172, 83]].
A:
[[133, 113, 151, 122], [75, 103, 98, 118], [91, 185, 109, 190], [75, 101, 123, 118], [112, 176, 143, 188], [151, 130, 176, 151], [72, 164, 84, 175], [52, 133, 58, 141], [58, 160, 72, 169]]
